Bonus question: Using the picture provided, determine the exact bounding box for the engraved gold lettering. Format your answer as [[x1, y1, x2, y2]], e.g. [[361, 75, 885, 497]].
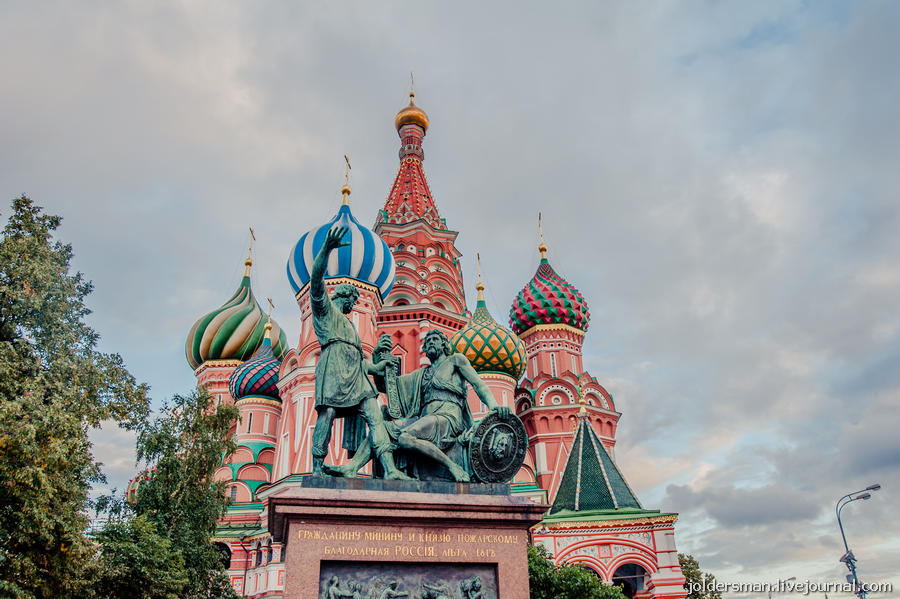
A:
[[393, 545, 436, 557]]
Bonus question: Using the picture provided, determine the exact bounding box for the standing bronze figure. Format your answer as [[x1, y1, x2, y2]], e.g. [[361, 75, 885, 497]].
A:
[[309, 226, 407, 479], [326, 329, 511, 481]]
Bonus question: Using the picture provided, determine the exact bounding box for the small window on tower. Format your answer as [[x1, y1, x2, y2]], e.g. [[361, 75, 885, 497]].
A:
[[247, 413, 253, 432], [550, 353, 557, 377], [230, 486, 237, 502]]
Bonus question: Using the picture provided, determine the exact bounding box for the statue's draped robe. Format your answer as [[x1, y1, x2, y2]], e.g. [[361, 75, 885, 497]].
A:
[[381, 354, 476, 476], [311, 288, 374, 454]]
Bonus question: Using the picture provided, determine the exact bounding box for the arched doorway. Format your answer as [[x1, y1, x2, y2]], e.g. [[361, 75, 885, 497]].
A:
[[215, 542, 231, 570], [612, 563, 648, 599]]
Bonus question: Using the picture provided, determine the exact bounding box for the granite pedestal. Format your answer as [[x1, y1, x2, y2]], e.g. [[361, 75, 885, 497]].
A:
[[262, 476, 547, 599]]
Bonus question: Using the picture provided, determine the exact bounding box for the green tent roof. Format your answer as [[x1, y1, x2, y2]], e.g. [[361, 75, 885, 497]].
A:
[[549, 414, 643, 514]]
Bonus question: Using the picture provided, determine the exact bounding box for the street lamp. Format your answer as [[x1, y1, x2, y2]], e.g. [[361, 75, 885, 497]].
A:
[[836, 484, 880, 599]]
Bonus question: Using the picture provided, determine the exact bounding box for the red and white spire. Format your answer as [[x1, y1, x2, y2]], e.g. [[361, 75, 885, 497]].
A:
[[377, 91, 446, 230], [374, 89, 468, 371]]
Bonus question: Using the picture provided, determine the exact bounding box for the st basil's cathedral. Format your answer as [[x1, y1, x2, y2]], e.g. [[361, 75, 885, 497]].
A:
[[136, 91, 688, 599]]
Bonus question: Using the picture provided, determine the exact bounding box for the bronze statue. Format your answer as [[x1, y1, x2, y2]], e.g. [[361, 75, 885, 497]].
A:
[[309, 226, 408, 479], [326, 329, 511, 481]]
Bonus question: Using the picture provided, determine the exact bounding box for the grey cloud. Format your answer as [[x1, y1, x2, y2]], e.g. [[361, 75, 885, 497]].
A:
[[665, 483, 820, 527]]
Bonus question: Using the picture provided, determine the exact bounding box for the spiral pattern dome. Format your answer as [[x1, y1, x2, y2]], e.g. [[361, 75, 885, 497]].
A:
[[186, 270, 288, 370], [286, 202, 396, 299], [228, 333, 281, 401], [125, 467, 154, 506], [452, 285, 527, 379], [510, 257, 590, 335]]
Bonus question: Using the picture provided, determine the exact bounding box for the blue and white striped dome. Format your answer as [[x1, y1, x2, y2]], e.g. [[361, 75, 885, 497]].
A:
[[287, 204, 396, 299]]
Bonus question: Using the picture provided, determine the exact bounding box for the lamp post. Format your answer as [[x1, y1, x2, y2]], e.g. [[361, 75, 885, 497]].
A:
[[836, 484, 880, 599]]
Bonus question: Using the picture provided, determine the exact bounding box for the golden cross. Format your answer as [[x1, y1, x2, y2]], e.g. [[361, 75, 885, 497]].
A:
[[476, 252, 483, 284], [266, 297, 274, 322], [538, 212, 544, 245], [247, 226, 256, 260], [410, 71, 415, 95], [344, 154, 351, 186]]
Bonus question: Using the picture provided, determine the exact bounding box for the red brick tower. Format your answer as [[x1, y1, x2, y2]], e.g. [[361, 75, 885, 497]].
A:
[[373, 92, 469, 373], [510, 222, 621, 500]]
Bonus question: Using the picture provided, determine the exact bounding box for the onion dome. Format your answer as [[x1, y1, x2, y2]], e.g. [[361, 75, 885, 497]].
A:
[[509, 237, 590, 335], [394, 91, 429, 132], [287, 186, 396, 299], [452, 261, 526, 379], [125, 467, 154, 506], [186, 256, 289, 370], [228, 320, 281, 401]]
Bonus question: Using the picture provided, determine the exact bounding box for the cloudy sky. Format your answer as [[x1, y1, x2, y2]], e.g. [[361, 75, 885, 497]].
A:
[[2, 0, 898, 593]]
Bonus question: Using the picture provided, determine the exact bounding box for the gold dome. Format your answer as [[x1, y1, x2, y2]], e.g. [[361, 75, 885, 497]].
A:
[[394, 92, 429, 132]]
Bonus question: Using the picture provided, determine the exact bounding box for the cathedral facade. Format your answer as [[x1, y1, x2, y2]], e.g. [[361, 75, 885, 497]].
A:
[[158, 92, 687, 599]]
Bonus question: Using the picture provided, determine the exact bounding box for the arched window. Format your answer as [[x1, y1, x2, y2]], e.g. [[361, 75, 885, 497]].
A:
[[612, 563, 648, 599], [215, 542, 231, 570], [230, 486, 237, 502]]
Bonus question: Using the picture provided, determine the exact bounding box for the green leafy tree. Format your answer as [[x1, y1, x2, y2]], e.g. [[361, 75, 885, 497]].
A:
[[94, 514, 189, 599], [0, 196, 149, 598], [528, 544, 626, 599], [678, 553, 722, 599], [104, 390, 240, 599]]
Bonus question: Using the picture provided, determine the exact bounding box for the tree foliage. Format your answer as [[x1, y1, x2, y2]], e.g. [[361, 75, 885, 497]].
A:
[[678, 553, 722, 599], [0, 196, 149, 598], [98, 390, 239, 599], [528, 544, 626, 599], [94, 514, 189, 599]]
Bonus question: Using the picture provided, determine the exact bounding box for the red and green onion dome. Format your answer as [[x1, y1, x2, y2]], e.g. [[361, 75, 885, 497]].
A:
[[125, 467, 155, 506], [452, 282, 527, 379], [185, 259, 288, 370], [228, 325, 281, 401], [509, 244, 590, 335]]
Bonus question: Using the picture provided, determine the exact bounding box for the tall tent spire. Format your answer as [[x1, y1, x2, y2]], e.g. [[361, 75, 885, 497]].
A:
[[379, 89, 445, 230]]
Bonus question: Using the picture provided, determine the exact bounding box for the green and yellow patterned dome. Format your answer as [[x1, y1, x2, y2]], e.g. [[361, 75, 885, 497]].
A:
[[185, 256, 288, 370], [452, 279, 526, 380]]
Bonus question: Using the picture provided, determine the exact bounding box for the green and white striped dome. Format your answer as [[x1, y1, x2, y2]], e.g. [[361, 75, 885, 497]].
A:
[[185, 259, 288, 369]]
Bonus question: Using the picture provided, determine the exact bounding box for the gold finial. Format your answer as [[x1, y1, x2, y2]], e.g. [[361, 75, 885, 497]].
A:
[[244, 227, 256, 276], [578, 384, 587, 415], [410, 71, 415, 97], [476, 252, 485, 301], [538, 212, 548, 260], [264, 297, 274, 339], [341, 155, 352, 204]]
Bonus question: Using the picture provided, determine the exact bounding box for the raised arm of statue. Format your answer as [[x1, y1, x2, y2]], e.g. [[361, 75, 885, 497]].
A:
[[454, 354, 511, 419], [310, 226, 350, 301]]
